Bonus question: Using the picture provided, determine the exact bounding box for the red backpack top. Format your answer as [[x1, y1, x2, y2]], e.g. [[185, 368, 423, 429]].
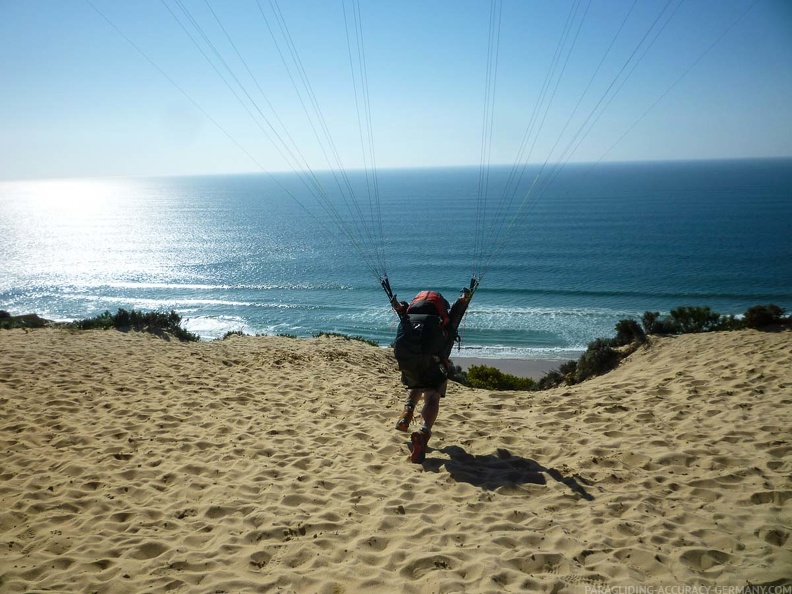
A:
[[406, 291, 450, 327]]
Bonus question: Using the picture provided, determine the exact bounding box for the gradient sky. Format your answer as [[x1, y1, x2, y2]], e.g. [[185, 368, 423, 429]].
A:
[[1, 0, 790, 181]]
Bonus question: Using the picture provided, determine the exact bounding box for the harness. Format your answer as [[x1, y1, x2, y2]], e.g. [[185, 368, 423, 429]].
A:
[[383, 280, 477, 389], [406, 291, 450, 328]]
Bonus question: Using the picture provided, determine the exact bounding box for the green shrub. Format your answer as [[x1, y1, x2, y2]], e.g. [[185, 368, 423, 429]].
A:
[[537, 360, 576, 390], [643, 307, 726, 335], [534, 302, 788, 390], [114, 309, 131, 328], [716, 314, 743, 331], [642, 311, 660, 334], [220, 330, 247, 340], [313, 331, 379, 347], [669, 306, 722, 333], [465, 365, 536, 391], [613, 318, 646, 346], [573, 339, 620, 383], [558, 360, 578, 376], [0, 313, 50, 330], [537, 369, 564, 390], [743, 304, 785, 328], [72, 311, 115, 330], [642, 311, 678, 335], [70, 309, 199, 342]]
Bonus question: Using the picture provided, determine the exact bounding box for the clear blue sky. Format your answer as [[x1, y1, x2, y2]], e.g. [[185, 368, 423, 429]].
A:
[[1, 0, 790, 181]]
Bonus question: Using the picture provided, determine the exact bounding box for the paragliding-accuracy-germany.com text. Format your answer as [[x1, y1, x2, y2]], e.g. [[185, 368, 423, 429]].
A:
[[583, 586, 791, 594]]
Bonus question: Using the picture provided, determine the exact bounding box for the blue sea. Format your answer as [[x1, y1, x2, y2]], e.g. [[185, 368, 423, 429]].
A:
[[1, 159, 790, 360]]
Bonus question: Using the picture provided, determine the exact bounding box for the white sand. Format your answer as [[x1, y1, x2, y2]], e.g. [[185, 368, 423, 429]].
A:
[[1, 328, 790, 593]]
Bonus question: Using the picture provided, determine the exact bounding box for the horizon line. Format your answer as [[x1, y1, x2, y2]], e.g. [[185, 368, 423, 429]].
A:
[[2, 155, 791, 184]]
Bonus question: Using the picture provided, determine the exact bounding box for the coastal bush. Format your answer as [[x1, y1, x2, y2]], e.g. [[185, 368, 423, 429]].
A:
[[715, 314, 743, 331], [641, 311, 659, 334], [532, 302, 788, 390], [642, 307, 725, 335], [220, 330, 247, 340], [669, 306, 722, 333], [612, 319, 646, 346], [70, 309, 199, 342], [642, 311, 678, 335], [465, 365, 536, 391], [537, 360, 576, 390], [313, 331, 379, 347], [573, 339, 620, 383], [635, 305, 788, 336], [73, 310, 115, 330], [558, 360, 578, 376], [743, 304, 785, 328], [537, 369, 564, 390], [0, 312, 50, 330]]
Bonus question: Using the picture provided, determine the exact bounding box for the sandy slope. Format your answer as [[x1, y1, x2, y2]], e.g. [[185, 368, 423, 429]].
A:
[[0, 328, 790, 593]]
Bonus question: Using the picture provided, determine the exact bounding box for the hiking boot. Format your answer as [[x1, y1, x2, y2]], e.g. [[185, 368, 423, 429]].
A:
[[410, 429, 430, 464], [395, 407, 414, 432]]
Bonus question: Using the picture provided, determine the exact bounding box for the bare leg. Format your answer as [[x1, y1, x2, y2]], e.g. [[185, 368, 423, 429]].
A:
[[405, 389, 421, 409], [420, 392, 440, 431], [410, 382, 445, 464], [419, 381, 446, 433]]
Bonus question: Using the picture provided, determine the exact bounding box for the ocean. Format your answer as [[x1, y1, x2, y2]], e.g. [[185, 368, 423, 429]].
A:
[[1, 158, 790, 360]]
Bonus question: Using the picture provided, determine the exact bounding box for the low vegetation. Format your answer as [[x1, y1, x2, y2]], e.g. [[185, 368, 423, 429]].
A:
[[0, 308, 199, 342], [312, 331, 380, 347], [219, 330, 247, 340], [219, 329, 378, 346], [454, 365, 537, 391], [218, 330, 379, 347], [69, 309, 200, 342], [0, 311, 51, 330], [457, 303, 789, 392]]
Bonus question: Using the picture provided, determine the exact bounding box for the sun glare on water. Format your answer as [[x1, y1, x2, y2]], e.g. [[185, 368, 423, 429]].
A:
[[0, 177, 169, 289], [21, 178, 126, 212]]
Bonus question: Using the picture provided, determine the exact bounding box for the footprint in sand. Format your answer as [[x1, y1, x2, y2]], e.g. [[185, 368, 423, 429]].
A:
[[679, 548, 731, 571], [129, 540, 169, 560], [249, 550, 272, 569]]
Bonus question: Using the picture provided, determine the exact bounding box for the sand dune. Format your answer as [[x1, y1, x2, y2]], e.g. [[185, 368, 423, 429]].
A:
[[0, 327, 790, 593]]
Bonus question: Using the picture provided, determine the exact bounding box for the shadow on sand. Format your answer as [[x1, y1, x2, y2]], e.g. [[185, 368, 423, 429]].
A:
[[423, 445, 595, 501]]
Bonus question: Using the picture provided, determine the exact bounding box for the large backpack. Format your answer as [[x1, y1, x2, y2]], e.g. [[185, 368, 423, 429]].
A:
[[393, 291, 452, 388]]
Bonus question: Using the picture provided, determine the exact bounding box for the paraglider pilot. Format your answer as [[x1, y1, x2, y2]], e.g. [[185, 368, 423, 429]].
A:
[[390, 287, 472, 463]]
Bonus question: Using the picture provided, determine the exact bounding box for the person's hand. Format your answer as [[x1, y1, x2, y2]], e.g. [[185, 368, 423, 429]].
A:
[[391, 296, 408, 314]]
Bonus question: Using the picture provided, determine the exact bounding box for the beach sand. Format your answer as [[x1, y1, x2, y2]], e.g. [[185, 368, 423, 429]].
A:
[[0, 327, 790, 593]]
